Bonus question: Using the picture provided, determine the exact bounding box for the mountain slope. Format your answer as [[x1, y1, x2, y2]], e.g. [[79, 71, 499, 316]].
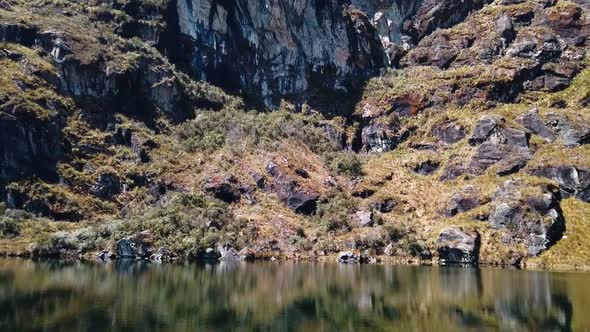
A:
[[0, 0, 589, 269]]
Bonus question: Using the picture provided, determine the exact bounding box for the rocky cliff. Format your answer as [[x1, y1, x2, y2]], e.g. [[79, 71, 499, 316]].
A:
[[174, 0, 386, 109], [0, 0, 590, 269]]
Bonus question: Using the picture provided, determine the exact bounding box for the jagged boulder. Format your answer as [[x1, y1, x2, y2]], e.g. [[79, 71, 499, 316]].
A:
[[336, 251, 371, 264], [466, 116, 531, 176], [437, 227, 481, 265], [351, 210, 374, 228], [518, 109, 557, 142], [488, 180, 566, 256], [361, 121, 411, 153], [432, 121, 466, 145], [444, 186, 483, 217], [371, 198, 397, 213], [91, 173, 122, 200], [218, 245, 256, 261], [116, 232, 155, 259], [413, 160, 440, 175], [531, 166, 590, 202], [203, 175, 242, 203], [286, 190, 320, 216]]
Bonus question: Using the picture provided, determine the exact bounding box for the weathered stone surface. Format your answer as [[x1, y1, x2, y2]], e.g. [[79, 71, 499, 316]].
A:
[[361, 121, 411, 153], [91, 173, 122, 200], [176, 0, 386, 107], [150, 247, 174, 262], [469, 116, 499, 146], [496, 14, 516, 43], [467, 116, 531, 176], [218, 245, 256, 261], [444, 186, 482, 217], [544, 113, 590, 147], [488, 179, 565, 256], [204, 175, 241, 203], [403, 0, 494, 41], [371, 198, 396, 213], [351, 210, 374, 228], [531, 166, 590, 202], [432, 121, 466, 145], [286, 190, 320, 215], [97, 250, 115, 261], [518, 109, 556, 142], [116, 232, 155, 259], [413, 160, 440, 175], [262, 162, 320, 215], [437, 227, 480, 265], [337, 251, 368, 264]]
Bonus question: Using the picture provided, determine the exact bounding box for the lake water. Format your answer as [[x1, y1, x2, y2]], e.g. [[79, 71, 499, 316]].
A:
[[0, 259, 589, 331]]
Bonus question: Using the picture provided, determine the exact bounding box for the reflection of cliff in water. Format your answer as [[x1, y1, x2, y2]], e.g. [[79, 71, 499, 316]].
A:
[[0, 259, 582, 331], [492, 271, 572, 332]]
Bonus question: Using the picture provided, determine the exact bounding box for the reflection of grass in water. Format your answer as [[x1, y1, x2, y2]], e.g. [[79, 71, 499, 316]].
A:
[[0, 260, 585, 331]]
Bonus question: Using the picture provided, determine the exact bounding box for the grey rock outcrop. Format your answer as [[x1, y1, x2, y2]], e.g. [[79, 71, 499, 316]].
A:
[[444, 186, 482, 217], [0, 112, 64, 185], [531, 166, 590, 202], [116, 232, 155, 259], [437, 227, 480, 265], [488, 180, 566, 256], [176, 0, 386, 107], [432, 121, 466, 145]]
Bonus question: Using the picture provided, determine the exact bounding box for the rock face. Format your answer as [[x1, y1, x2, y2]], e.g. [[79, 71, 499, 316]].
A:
[[204, 175, 242, 203], [519, 109, 590, 146], [0, 113, 64, 185], [531, 166, 590, 203], [116, 232, 155, 259], [437, 227, 480, 265], [442, 116, 532, 179], [176, 0, 386, 107], [488, 180, 566, 256], [432, 121, 466, 145], [444, 186, 482, 217]]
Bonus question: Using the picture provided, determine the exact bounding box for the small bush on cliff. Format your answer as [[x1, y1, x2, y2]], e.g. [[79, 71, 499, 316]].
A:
[[325, 152, 364, 177], [0, 217, 21, 238], [176, 109, 337, 154], [315, 193, 356, 233]]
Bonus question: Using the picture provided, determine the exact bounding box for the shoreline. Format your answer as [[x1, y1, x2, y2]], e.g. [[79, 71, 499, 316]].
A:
[[2, 251, 589, 273]]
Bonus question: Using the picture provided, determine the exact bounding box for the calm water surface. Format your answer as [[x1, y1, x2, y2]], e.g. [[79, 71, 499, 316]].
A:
[[0, 259, 589, 331]]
